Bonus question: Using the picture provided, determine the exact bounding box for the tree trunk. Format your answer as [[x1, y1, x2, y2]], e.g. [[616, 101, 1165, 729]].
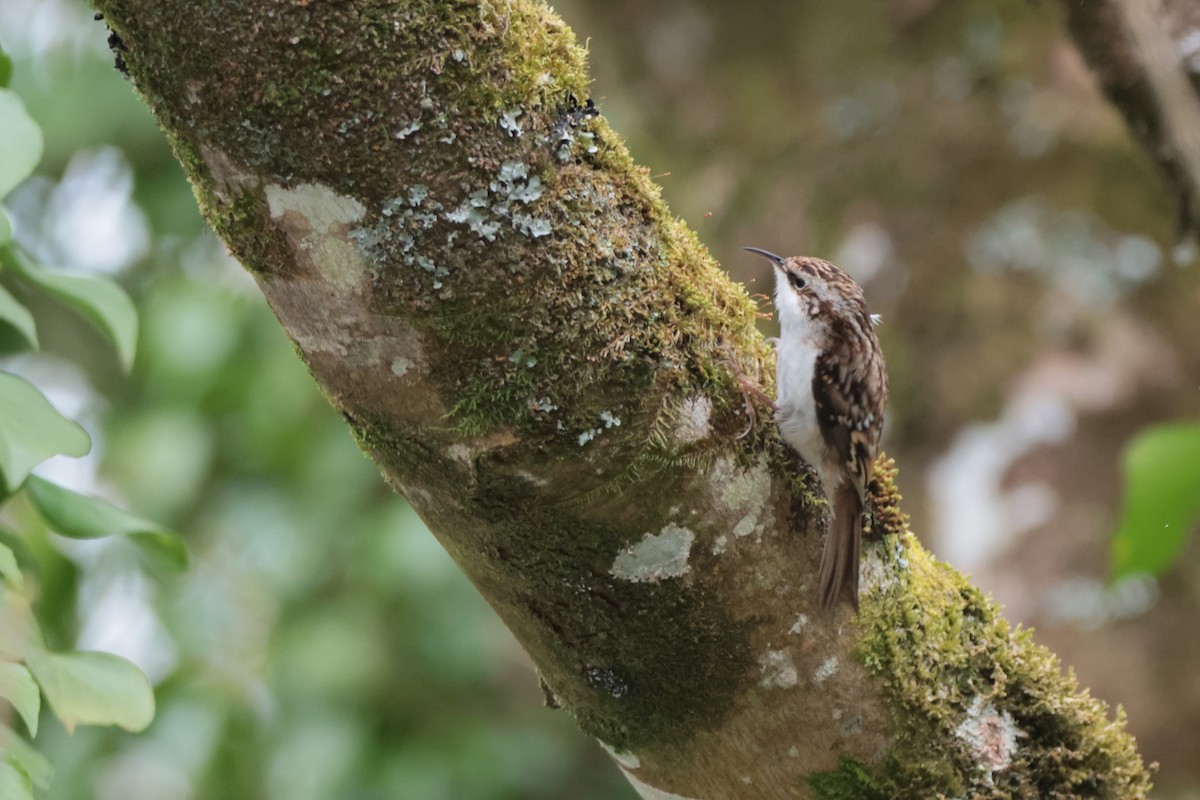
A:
[[93, 1, 1151, 797]]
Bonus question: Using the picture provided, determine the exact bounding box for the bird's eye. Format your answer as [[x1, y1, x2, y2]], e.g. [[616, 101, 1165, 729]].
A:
[[788, 273, 807, 291]]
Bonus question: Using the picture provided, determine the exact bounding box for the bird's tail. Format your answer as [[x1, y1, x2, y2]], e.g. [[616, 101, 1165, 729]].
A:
[[819, 483, 862, 610]]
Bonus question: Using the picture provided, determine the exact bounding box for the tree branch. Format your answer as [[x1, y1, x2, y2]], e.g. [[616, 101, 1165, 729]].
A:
[[94, 0, 1151, 796], [1058, 0, 1200, 237]]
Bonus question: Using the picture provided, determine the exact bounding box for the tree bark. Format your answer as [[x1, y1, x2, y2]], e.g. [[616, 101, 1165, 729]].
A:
[[1058, 0, 1200, 237], [94, 1, 1151, 797]]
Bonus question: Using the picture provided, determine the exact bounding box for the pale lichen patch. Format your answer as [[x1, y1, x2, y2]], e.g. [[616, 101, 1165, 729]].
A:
[[708, 457, 771, 547], [598, 741, 641, 770], [813, 656, 840, 684], [788, 613, 809, 635], [673, 394, 712, 443], [956, 696, 1023, 776], [621, 771, 702, 800], [446, 444, 472, 466], [732, 513, 757, 538], [759, 649, 799, 689], [391, 356, 413, 377], [498, 106, 524, 137], [266, 182, 366, 230], [265, 182, 368, 290], [515, 469, 549, 487], [714, 457, 771, 514], [610, 524, 695, 583]]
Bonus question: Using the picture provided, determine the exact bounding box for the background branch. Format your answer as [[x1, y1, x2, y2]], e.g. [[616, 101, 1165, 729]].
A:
[[1058, 0, 1200, 236]]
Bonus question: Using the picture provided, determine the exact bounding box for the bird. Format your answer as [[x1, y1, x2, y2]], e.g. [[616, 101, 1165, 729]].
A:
[[744, 247, 889, 610]]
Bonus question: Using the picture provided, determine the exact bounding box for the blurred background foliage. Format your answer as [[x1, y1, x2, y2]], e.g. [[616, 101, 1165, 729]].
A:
[[0, 0, 1198, 797]]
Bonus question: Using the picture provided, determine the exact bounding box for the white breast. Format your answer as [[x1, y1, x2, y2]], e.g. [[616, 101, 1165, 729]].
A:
[[775, 315, 825, 467]]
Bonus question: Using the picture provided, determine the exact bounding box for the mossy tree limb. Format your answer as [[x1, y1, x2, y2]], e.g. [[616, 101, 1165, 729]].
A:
[[93, 1, 1151, 796]]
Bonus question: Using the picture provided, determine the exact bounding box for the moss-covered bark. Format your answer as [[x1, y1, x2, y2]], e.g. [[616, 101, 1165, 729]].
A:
[[93, 0, 1151, 796]]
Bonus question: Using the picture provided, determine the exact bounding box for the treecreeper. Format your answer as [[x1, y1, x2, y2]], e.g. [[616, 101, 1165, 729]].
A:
[[745, 248, 889, 610]]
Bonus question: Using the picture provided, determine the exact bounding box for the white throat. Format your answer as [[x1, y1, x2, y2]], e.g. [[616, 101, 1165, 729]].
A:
[[772, 271, 828, 487]]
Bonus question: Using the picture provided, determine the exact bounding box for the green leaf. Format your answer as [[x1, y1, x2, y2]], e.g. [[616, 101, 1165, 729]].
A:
[[6, 251, 137, 372], [1112, 421, 1200, 578], [0, 89, 42, 200], [0, 543, 22, 591], [0, 282, 37, 349], [0, 205, 11, 244], [23, 646, 154, 734], [0, 42, 11, 89], [25, 475, 187, 571], [0, 724, 52, 790], [0, 760, 34, 800], [0, 48, 12, 89], [0, 662, 39, 736], [0, 371, 91, 495]]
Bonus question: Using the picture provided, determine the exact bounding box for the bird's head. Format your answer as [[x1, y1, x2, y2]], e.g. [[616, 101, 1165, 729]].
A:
[[743, 247, 868, 328]]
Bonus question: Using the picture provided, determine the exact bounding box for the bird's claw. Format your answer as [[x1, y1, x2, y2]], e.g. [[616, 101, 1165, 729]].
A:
[[733, 373, 774, 439]]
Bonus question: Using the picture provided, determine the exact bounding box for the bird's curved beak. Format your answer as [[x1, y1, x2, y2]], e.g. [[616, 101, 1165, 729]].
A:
[[742, 247, 786, 267]]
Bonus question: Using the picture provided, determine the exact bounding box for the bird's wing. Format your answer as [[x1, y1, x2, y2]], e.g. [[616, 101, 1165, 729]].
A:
[[812, 329, 886, 496]]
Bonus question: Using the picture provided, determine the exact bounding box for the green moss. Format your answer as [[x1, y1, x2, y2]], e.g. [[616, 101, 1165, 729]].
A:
[[103, 0, 590, 185], [348, 408, 754, 750], [98, 0, 776, 468], [809, 481, 1152, 798], [808, 756, 885, 800]]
